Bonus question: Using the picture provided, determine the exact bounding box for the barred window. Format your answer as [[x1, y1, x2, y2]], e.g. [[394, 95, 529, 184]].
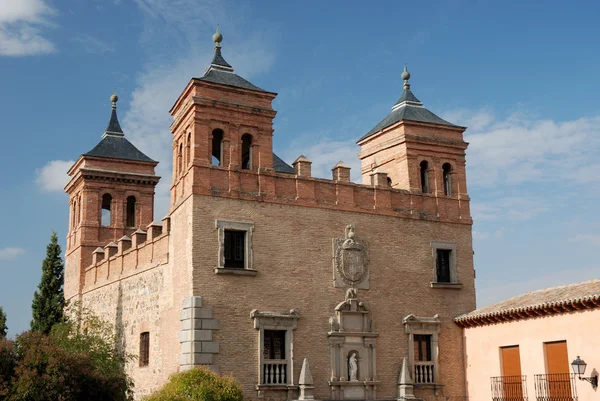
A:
[[436, 249, 451, 283], [224, 230, 245, 268], [139, 332, 150, 367]]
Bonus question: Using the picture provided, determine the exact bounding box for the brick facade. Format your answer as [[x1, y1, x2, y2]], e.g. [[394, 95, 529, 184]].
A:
[[64, 36, 476, 400]]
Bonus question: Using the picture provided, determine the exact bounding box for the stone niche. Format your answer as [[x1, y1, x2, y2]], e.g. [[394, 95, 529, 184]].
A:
[[328, 288, 378, 400]]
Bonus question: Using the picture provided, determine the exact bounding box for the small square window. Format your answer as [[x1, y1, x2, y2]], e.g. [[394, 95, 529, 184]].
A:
[[216, 220, 255, 274], [139, 332, 150, 367], [224, 230, 245, 268], [436, 249, 451, 283]]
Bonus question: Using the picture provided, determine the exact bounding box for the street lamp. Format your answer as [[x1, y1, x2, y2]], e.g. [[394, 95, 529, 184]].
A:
[[571, 356, 598, 388]]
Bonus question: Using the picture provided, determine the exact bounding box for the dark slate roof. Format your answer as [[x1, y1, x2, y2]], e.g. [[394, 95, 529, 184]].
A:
[[210, 47, 232, 69], [195, 45, 266, 92], [358, 87, 457, 143], [84, 135, 155, 163], [198, 69, 266, 92], [273, 153, 294, 174]]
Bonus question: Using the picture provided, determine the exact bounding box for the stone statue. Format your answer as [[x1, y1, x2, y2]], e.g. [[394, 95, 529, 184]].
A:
[[349, 352, 358, 381]]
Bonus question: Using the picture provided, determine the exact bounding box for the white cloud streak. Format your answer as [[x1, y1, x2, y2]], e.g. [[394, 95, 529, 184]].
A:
[[0, 0, 56, 56], [0, 247, 25, 260], [36, 160, 74, 192], [71, 34, 114, 53]]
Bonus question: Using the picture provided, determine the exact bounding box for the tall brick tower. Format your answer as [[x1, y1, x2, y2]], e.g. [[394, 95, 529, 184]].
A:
[[64, 94, 160, 301], [357, 66, 469, 202], [168, 27, 284, 208]]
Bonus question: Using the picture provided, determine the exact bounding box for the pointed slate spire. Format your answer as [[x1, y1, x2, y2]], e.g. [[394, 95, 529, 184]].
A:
[[103, 92, 124, 138], [392, 65, 422, 111], [207, 26, 233, 72]]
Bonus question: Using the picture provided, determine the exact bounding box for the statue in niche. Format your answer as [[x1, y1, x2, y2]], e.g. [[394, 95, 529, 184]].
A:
[[348, 351, 358, 381]]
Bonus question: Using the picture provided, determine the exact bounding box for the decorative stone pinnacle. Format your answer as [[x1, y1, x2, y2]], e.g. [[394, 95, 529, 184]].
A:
[[213, 26, 223, 48], [402, 64, 411, 89]]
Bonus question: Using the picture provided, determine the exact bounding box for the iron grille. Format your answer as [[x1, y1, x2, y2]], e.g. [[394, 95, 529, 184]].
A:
[[534, 373, 578, 401], [490, 375, 528, 401]]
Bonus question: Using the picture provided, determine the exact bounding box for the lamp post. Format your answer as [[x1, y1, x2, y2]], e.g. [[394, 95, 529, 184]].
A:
[[571, 356, 598, 388]]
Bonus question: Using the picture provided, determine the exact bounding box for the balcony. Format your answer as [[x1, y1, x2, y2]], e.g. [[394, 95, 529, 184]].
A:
[[262, 359, 288, 385], [414, 361, 435, 384], [534, 373, 578, 401], [490, 375, 528, 401]]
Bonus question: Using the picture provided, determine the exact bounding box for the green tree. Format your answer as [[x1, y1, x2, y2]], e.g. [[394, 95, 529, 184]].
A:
[[8, 306, 134, 401], [31, 231, 65, 334], [0, 306, 7, 338]]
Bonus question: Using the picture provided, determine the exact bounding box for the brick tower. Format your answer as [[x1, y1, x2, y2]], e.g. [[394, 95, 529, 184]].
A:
[[64, 94, 160, 301], [357, 66, 469, 202]]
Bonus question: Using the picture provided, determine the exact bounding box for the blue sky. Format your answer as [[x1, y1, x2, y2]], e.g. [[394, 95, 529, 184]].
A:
[[1, 0, 599, 337]]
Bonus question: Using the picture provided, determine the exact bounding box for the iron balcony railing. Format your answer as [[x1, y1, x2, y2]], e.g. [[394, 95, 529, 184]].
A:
[[490, 375, 528, 401], [534, 373, 578, 401]]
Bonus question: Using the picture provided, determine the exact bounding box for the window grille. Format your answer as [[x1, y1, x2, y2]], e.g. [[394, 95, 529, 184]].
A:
[[139, 332, 150, 367]]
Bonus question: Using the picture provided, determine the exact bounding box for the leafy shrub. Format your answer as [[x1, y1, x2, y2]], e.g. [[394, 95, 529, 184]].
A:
[[2, 306, 133, 401], [0, 338, 17, 398], [144, 366, 243, 401]]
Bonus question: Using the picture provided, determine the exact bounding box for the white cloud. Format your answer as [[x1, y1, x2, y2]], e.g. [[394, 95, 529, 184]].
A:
[[122, 0, 276, 219], [471, 196, 549, 222], [71, 34, 114, 53], [569, 234, 600, 246], [0, 247, 25, 260], [444, 108, 600, 189], [0, 0, 56, 56], [36, 160, 74, 192]]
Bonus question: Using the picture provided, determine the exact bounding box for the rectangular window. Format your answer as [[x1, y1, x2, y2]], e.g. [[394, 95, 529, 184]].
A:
[[262, 329, 288, 385], [436, 249, 451, 283], [139, 332, 150, 367], [414, 334, 432, 361], [224, 230, 245, 268]]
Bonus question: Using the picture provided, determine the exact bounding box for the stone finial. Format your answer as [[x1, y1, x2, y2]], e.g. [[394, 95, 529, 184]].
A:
[[398, 357, 416, 400], [146, 221, 163, 240], [131, 229, 147, 248], [117, 235, 132, 254], [402, 64, 411, 89], [92, 247, 105, 265], [297, 358, 316, 400], [370, 169, 390, 188], [104, 241, 118, 258], [213, 26, 223, 48], [110, 91, 118, 109], [332, 161, 351, 182], [293, 155, 312, 177]]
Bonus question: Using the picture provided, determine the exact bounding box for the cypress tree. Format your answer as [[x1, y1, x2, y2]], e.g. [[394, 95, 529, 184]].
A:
[[31, 231, 65, 334], [0, 306, 6, 338]]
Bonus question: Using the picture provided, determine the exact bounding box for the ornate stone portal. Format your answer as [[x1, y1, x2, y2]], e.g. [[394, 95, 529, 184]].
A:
[[328, 287, 378, 400]]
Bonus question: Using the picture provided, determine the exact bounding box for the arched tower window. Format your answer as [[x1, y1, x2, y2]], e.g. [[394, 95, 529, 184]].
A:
[[212, 129, 224, 166], [442, 163, 452, 196], [420, 160, 430, 193], [72, 201, 77, 229], [178, 142, 183, 176], [101, 193, 112, 226], [387, 177, 392, 187], [186, 133, 191, 166], [241, 133, 252, 170], [126, 196, 136, 227]]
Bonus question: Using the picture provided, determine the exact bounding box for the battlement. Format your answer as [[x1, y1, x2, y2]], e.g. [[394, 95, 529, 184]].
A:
[[82, 217, 171, 293], [172, 158, 471, 225]]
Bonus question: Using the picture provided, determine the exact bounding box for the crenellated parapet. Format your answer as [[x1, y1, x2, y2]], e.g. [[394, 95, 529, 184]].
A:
[[83, 217, 171, 292], [174, 158, 471, 225]]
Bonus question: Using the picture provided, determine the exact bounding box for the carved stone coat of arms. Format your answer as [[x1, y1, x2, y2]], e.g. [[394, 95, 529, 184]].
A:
[[333, 225, 370, 289]]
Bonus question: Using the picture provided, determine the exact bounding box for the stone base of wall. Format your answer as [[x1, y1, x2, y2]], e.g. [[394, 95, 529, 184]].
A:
[[179, 296, 220, 372]]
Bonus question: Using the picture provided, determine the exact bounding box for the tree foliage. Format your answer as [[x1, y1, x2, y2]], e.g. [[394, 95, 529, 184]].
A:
[[2, 305, 134, 401], [143, 366, 243, 401], [0, 306, 7, 338], [31, 231, 65, 334]]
